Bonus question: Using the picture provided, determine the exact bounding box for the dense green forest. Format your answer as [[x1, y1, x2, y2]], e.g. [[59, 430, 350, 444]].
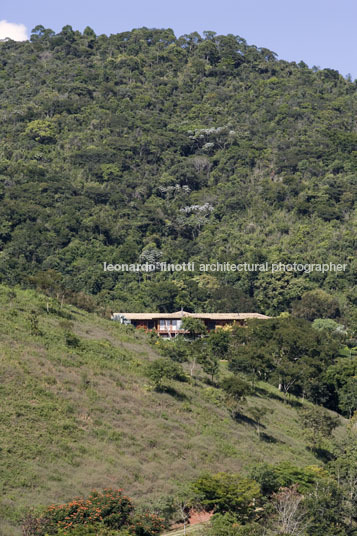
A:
[[0, 25, 356, 322]]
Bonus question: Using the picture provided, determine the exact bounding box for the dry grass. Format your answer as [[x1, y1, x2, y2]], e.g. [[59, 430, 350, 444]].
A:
[[0, 285, 344, 535]]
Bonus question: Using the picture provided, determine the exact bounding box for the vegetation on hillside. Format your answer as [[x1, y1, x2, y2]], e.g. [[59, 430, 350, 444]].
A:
[[0, 284, 348, 535], [156, 315, 357, 416], [1, 23, 357, 536], [0, 26, 356, 324], [22, 488, 165, 536]]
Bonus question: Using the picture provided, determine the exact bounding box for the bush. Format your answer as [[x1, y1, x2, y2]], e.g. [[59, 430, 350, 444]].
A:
[[65, 331, 81, 348], [28, 311, 42, 336], [191, 473, 261, 520], [146, 358, 185, 390], [129, 513, 166, 535], [299, 406, 339, 449], [158, 336, 189, 363], [43, 489, 133, 533], [205, 514, 264, 536], [68, 291, 97, 313], [251, 462, 325, 496], [220, 376, 251, 402], [57, 524, 121, 535], [181, 317, 207, 338], [220, 376, 251, 417], [23, 490, 165, 536]]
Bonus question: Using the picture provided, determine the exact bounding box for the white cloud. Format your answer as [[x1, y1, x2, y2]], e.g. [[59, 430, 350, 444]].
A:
[[0, 20, 28, 41]]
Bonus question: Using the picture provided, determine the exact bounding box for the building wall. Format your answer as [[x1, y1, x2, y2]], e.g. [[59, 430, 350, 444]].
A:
[[132, 320, 149, 330], [130, 317, 247, 335]]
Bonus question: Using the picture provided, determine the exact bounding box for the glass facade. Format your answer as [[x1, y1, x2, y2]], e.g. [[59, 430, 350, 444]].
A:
[[159, 319, 183, 330]]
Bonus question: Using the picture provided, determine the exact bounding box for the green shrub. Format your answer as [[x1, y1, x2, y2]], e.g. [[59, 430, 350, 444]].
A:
[[57, 524, 120, 535], [220, 376, 251, 402], [25, 490, 165, 536], [129, 513, 166, 535], [146, 358, 185, 390], [191, 472, 261, 520], [251, 462, 325, 496], [65, 331, 81, 348], [28, 311, 42, 336]]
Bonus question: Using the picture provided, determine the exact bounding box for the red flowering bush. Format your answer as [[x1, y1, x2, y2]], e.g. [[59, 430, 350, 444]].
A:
[[23, 489, 165, 536], [44, 489, 133, 533], [128, 513, 166, 536]]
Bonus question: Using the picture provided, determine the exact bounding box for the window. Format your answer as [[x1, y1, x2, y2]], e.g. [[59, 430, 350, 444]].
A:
[[159, 319, 182, 330]]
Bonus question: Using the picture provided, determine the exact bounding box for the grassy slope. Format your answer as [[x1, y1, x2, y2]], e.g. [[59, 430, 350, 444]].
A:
[[0, 285, 344, 535]]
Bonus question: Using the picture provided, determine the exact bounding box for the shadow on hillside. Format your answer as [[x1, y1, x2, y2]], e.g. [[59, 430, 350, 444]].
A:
[[232, 413, 283, 444], [204, 378, 219, 388], [255, 387, 303, 408], [159, 386, 189, 401], [233, 411, 262, 428], [48, 308, 74, 320], [259, 432, 281, 444], [309, 446, 335, 463]]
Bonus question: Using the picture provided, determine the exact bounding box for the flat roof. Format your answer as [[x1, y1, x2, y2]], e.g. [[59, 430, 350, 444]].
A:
[[112, 311, 270, 320]]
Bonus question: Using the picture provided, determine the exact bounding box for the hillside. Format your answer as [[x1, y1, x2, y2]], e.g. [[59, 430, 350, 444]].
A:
[[0, 27, 356, 321], [0, 284, 343, 535]]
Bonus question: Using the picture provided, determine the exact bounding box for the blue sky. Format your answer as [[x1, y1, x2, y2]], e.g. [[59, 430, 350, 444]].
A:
[[2, 0, 357, 79]]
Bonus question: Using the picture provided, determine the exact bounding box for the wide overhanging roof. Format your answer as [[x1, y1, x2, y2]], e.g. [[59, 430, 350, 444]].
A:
[[112, 311, 270, 320]]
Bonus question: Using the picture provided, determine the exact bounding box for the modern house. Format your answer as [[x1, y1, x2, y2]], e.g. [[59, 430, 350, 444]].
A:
[[111, 310, 270, 338]]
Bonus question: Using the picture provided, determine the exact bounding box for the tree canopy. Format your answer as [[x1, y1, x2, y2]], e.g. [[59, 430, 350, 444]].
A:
[[0, 27, 355, 327]]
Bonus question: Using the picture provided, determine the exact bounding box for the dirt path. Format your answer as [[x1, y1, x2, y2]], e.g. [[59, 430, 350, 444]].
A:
[[162, 523, 205, 536]]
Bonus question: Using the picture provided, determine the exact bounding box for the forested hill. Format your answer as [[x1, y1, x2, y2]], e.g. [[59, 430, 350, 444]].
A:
[[0, 26, 356, 320]]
